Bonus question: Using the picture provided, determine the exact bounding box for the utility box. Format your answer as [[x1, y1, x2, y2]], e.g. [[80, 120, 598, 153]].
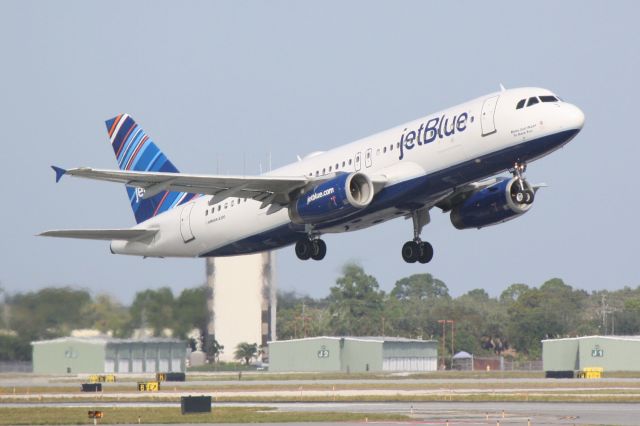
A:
[[181, 396, 211, 414], [81, 383, 102, 392], [157, 372, 186, 382]]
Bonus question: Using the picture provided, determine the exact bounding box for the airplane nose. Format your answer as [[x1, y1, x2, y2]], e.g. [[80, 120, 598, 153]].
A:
[[567, 104, 585, 130]]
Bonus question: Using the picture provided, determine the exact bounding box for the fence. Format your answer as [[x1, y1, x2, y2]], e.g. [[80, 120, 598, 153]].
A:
[[0, 361, 32, 373], [452, 356, 542, 371]]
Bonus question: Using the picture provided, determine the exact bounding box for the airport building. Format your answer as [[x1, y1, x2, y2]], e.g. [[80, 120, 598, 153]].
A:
[[32, 337, 187, 374], [268, 336, 438, 373], [543, 335, 640, 372]]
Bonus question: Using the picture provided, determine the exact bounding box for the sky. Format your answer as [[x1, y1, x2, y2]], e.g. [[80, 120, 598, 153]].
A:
[[1, 1, 639, 304]]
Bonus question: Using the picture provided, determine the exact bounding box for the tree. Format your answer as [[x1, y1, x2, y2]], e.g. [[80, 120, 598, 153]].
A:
[[174, 286, 209, 338], [204, 335, 224, 363], [387, 273, 450, 338], [505, 279, 588, 357], [86, 294, 131, 337], [234, 342, 258, 365], [499, 283, 530, 305], [0, 335, 31, 361], [390, 274, 449, 301], [129, 287, 175, 336], [328, 263, 385, 336], [7, 287, 93, 341]]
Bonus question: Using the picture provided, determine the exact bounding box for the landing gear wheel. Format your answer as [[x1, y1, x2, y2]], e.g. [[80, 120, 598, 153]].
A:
[[524, 189, 535, 205], [514, 190, 525, 204], [295, 239, 312, 260], [418, 242, 434, 264], [402, 241, 420, 263], [310, 239, 327, 261]]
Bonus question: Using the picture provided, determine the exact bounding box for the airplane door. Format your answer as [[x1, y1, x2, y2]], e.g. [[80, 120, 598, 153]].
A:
[[179, 203, 195, 243], [365, 148, 372, 168], [481, 95, 499, 136], [355, 152, 362, 171]]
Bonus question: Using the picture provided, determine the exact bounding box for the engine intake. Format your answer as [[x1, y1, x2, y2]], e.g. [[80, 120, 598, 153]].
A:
[[450, 177, 534, 230], [289, 172, 374, 224]]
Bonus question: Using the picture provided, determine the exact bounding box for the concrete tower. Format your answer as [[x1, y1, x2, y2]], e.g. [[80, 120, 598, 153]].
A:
[[206, 252, 276, 362]]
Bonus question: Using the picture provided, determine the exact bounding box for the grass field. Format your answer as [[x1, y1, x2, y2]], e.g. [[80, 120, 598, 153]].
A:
[[0, 407, 409, 425]]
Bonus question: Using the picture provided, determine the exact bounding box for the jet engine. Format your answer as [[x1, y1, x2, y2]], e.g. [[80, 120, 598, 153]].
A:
[[289, 172, 374, 224], [450, 177, 535, 230]]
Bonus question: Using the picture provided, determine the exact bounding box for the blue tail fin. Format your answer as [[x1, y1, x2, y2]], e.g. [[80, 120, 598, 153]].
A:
[[105, 114, 197, 224]]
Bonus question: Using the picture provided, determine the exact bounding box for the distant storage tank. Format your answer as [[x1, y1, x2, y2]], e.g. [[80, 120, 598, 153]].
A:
[[206, 251, 276, 362]]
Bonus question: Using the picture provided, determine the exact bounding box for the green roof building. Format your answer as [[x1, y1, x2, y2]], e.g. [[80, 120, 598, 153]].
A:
[[32, 337, 187, 374], [268, 336, 438, 373], [543, 336, 640, 372]]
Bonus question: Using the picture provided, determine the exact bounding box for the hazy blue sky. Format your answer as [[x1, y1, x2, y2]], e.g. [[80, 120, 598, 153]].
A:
[[1, 1, 638, 303]]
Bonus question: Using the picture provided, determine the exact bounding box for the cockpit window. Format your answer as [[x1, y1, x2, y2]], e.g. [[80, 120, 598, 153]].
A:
[[540, 95, 559, 102], [516, 99, 526, 109], [527, 97, 539, 107]]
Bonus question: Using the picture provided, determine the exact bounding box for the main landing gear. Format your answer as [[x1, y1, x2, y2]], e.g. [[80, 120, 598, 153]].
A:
[[295, 226, 327, 261], [511, 161, 535, 205], [401, 208, 434, 264]]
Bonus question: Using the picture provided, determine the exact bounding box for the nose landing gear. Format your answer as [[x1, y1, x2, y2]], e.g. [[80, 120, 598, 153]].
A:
[[511, 161, 534, 205], [401, 208, 433, 264]]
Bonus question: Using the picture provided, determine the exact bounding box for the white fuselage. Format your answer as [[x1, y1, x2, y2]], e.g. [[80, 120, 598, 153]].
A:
[[111, 87, 584, 258]]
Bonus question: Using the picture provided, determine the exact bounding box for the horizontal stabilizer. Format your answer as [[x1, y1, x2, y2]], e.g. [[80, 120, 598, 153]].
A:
[[51, 165, 67, 183], [38, 228, 157, 241]]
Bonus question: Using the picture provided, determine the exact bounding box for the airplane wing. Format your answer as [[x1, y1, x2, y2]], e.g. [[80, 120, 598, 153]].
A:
[[39, 228, 157, 241], [52, 166, 311, 208]]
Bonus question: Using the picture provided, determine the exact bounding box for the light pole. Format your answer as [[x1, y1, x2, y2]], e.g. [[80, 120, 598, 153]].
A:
[[447, 320, 455, 366], [437, 320, 447, 370]]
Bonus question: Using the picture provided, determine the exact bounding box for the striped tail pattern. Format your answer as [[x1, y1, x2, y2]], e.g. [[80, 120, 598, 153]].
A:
[[105, 114, 198, 224]]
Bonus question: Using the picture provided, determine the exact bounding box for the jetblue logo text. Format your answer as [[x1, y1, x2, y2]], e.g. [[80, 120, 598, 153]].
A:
[[307, 188, 335, 205], [398, 112, 469, 160]]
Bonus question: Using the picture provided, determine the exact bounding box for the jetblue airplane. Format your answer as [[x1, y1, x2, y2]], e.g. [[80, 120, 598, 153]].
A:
[[41, 87, 584, 263]]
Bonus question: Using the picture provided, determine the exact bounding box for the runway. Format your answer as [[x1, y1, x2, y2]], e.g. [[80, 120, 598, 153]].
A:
[[2, 401, 639, 425]]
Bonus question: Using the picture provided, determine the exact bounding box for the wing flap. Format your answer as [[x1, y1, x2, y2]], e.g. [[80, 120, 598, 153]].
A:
[[39, 228, 158, 241]]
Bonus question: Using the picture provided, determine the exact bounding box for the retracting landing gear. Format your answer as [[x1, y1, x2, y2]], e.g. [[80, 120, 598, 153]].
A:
[[295, 226, 326, 261], [401, 208, 434, 264], [511, 162, 535, 205]]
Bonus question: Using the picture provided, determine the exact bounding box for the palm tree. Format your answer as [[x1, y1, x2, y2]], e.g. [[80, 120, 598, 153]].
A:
[[234, 342, 258, 365]]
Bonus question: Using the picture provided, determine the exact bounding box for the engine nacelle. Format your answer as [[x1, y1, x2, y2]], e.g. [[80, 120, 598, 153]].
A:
[[450, 177, 534, 230], [289, 172, 374, 224]]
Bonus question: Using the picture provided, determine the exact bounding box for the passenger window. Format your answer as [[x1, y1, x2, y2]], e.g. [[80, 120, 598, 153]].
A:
[[205, 210, 208, 216], [315, 171, 319, 176], [540, 95, 558, 102], [335, 163, 339, 169], [348, 159, 352, 165], [516, 99, 526, 109], [329, 166, 332, 172], [322, 168, 326, 174], [218, 205, 221, 211], [383, 146, 387, 153], [527, 97, 539, 107], [390, 144, 393, 151]]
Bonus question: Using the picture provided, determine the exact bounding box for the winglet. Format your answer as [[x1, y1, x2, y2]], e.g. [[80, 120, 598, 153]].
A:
[[51, 165, 67, 183]]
